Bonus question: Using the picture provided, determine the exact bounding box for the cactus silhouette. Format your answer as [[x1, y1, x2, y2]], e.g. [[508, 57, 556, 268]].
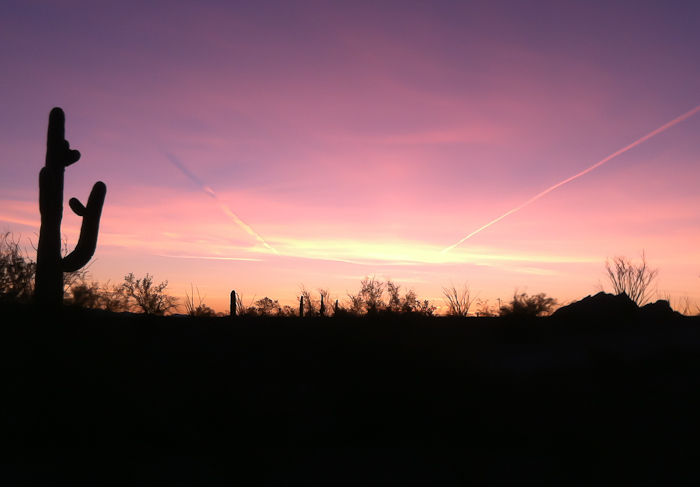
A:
[[34, 107, 107, 308]]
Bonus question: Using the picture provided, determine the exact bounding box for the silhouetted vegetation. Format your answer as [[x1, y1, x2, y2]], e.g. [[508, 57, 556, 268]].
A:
[[297, 285, 321, 316], [4, 228, 698, 320], [343, 276, 435, 316], [474, 298, 499, 317], [122, 273, 179, 315], [602, 250, 659, 306], [253, 296, 281, 316], [442, 282, 477, 316], [184, 285, 216, 317], [499, 291, 558, 317], [0, 232, 35, 303]]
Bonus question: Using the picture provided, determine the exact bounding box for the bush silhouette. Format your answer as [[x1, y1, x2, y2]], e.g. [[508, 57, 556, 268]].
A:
[[340, 276, 434, 316], [122, 273, 179, 315], [184, 285, 216, 317], [500, 291, 558, 317], [602, 251, 659, 306], [0, 232, 36, 303], [442, 282, 477, 317], [253, 296, 280, 317]]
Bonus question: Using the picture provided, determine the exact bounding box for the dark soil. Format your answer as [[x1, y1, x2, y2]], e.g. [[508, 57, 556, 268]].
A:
[[1, 302, 699, 485]]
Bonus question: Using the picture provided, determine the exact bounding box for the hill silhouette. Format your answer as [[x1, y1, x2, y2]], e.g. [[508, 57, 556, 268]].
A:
[[553, 291, 682, 323], [1, 301, 699, 485]]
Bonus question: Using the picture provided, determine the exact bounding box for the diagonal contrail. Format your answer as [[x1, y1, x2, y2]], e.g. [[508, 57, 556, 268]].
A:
[[164, 152, 279, 255], [442, 104, 700, 254]]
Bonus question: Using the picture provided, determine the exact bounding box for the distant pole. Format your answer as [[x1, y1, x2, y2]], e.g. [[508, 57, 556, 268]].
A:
[[299, 295, 304, 318], [230, 290, 237, 318]]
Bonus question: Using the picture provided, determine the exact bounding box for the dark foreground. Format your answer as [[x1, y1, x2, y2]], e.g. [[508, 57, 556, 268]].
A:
[[1, 303, 699, 485]]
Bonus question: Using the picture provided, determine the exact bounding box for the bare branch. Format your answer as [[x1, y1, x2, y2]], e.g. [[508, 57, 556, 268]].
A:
[[442, 282, 478, 317], [603, 250, 659, 306]]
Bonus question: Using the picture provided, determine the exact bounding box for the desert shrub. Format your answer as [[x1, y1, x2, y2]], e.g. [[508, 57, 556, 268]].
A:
[[123, 273, 179, 315], [184, 285, 216, 317], [602, 251, 658, 306], [388, 281, 434, 315], [414, 299, 436, 316], [294, 286, 334, 317], [231, 291, 246, 316], [318, 288, 332, 316], [67, 280, 101, 308], [386, 280, 402, 312], [342, 277, 434, 316], [359, 276, 385, 314], [100, 281, 129, 312], [278, 305, 298, 317], [474, 298, 498, 317], [499, 291, 558, 317], [65, 279, 129, 311], [345, 291, 364, 316], [297, 285, 320, 317], [442, 282, 477, 317], [254, 297, 280, 317], [0, 232, 35, 302], [672, 295, 697, 316], [233, 294, 266, 316]]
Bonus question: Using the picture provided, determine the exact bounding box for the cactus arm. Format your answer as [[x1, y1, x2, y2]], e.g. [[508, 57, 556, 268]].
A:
[[61, 181, 107, 273]]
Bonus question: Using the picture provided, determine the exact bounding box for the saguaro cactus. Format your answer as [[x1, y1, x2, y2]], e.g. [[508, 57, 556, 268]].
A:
[[230, 290, 237, 317], [34, 107, 107, 308]]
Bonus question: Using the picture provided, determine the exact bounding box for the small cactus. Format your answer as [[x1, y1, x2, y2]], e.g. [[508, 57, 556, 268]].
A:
[[299, 295, 304, 318], [34, 108, 106, 308], [230, 290, 237, 317], [320, 294, 325, 316]]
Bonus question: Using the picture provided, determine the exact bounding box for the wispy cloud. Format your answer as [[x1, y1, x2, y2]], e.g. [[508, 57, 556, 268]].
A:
[[163, 152, 279, 255], [443, 104, 700, 253], [154, 253, 264, 262]]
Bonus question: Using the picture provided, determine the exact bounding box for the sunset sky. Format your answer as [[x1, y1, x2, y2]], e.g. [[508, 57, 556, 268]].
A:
[[2, 0, 699, 313]]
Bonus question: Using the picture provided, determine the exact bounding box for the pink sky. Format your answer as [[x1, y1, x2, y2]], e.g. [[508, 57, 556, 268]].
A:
[[2, 1, 700, 313]]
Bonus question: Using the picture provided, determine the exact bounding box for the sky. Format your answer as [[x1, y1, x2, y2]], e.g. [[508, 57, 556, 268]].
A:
[[1, 0, 700, 313]]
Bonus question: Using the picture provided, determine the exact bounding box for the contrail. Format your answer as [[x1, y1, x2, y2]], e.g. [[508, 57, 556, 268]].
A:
[[442, 104, 700, 254], [164, 152, 279, 255]]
